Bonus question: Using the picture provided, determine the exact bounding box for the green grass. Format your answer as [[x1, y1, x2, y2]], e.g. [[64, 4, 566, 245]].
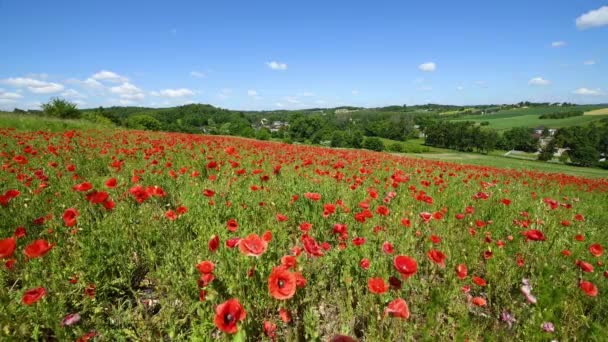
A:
[[451, 106, 608, 131], [0, 112, 113, 131]]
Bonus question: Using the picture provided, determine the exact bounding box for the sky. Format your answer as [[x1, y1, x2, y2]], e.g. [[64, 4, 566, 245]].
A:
[[0, 0, 607, 111]]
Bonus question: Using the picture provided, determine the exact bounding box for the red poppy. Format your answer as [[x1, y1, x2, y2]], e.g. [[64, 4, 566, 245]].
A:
[[472, 276, 487, 287], [208, 235, 220, 252], [299, 222, 312, 232], [471, 297, 487, 307], [352, 237, 366, 246], [430, 235, 441, 244], [382, 242, 394, 254], [13, 226, 26, 238], [455, 213, 465, 220], [304, 192, 321, 201], [268, 266, 297, 300], [276, 213, 288, 222], [84, 283, 96, 298], [226, 237, 240, 248], [196, 260, 215, 274], [226, 219, 239, 232], [576, 260, 594, 273], [73, 182, 92, 192], [575, 234, 585, 242], [589, 243, 603, 257], [455, 264, 468, 280], [105, 178, 117, 188], [202, 189, 215, 197], [239, 234, 268, 257], [376, 205, 390, 216], [393, 255, 418, 279], [579, 281, 598, 297], [62, 208, 79, 227], [22, 287, 46, 305], [360, 258, 370, 270], [384, 298, 410, 319], [330, 336, 357, 342], [0, 237, 17, 259], [281, 255, 297, 269], [368, 277, 389, 294], [279, 307, 292, 323], [263, 321, 277, 339], [23, 239, 54, 258], [214, 298, 246, 334], [522, 229, 546, 241], [427, 249, 446, 268], [262, 231, 272, 242], [85, 190, 109, 204], [165, 210, 177, 220]]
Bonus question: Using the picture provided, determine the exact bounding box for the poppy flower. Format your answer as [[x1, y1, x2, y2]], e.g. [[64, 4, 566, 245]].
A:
[[23, 240, 54, 258], [455, 264, 468, 280], [471, 297, 487, 307], [214, 298, 246, 334], [13, 227, 26, 238], [85, 191, 109, 204], [62, 208, 79, 227], [299, 222, 312, 232], [384, 298, 410, 319], [268, 266, 297, 300], [73, 182, 92, 192], [382, 242, 394, 254], [165, 210, 177, 221], [352, 237, 366, 246], [427, 249, 446, 268], [589, 243, 603, 257], [0, 237, 17, 259], [279, 307, 292, 323], [263, 321, 277, 339], [208, 235, 220, 252], [226, 219, 239, 232], [368, 278, 389, 294], [579, 281, 598, 297], [522, 230, 546, 242], [281, 255, 297, 269], [105, 178, 117, 188], [455, 213, 465, 220], [276, 213, 288, 222], [360, 258, 370, 270], [304, 192, 321, 201], [388, 276, 402, 290], [226, 237, 240, 248], [430, 235, 441, 244], [196, 260, 215, 274], [22, 287, 46, 305], [239, 234, 268, 257], [576, 260, 594, 273], [472, 276, 487, 287], [393, 255, 418, 279]]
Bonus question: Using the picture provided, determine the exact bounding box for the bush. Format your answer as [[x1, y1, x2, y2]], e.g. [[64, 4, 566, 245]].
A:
[[362, 137, 385, 151], [387, 142, 404, 152], [42, 98, 81, 119], [126, 115, 163, 131]]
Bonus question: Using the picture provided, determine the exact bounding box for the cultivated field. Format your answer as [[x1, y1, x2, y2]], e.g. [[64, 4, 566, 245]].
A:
[[0, 124, 606, 341], [585, 108, 608, 116]]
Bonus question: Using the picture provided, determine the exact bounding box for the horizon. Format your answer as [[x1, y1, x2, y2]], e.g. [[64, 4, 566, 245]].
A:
[[1, 1, 607, 111]]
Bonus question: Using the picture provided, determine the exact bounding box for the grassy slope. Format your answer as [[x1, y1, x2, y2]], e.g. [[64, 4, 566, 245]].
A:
[[0, 112, 113, 131], [451, 106, 608, 131]]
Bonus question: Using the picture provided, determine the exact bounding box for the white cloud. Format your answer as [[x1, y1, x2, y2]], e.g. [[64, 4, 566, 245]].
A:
[[551, 41, 566, 48], [351, 90, 360, 95], [275, 102, 284, 107], [456, 86, 464, 91], [475, 81, 488, 88], [576, 6, 608, 29], [0, 99, 16, 104], [92, 70, 128, 83], [0, 90, 23, 100], [315, 100, 326, 105], [190, 71, 206, 78], [61, 89, 86, 98], [298, 91, 314, 97], [247, 89, 258, 96], [584, 60, 596, 65], [218, 88, 232, 100], [418, 62, 436, 72], [151, 88, 194, 98], [528, 77, 551, 86], [266, 61, 288, 70], [418, 86, 433, 91], [110, 82, 145, 100], [573, 87, 603, 96], [1, 77, 64, 94]]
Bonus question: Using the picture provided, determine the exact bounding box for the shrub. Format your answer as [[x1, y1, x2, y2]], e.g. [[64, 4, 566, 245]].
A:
[[362, 137, 385, 151], [42, 98, 81, 119]]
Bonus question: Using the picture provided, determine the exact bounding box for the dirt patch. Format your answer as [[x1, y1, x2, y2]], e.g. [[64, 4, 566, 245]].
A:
[[584, 108, 608, 116]]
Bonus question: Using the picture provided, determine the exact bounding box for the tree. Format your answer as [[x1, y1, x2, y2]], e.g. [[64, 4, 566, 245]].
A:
[[362, 137, 385, 151], [256, 128, 271, 141], [569, 144, 599, 167], [126, 115, 162, 130], [42, 98, 81, 119], [538, 140, 556, 161]]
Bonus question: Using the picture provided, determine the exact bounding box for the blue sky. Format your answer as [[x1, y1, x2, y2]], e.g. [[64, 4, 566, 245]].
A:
[[1, 0, 607, 110]]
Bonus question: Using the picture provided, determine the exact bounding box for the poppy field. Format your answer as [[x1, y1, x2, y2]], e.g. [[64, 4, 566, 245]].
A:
[[0, 127, 607, 341]]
